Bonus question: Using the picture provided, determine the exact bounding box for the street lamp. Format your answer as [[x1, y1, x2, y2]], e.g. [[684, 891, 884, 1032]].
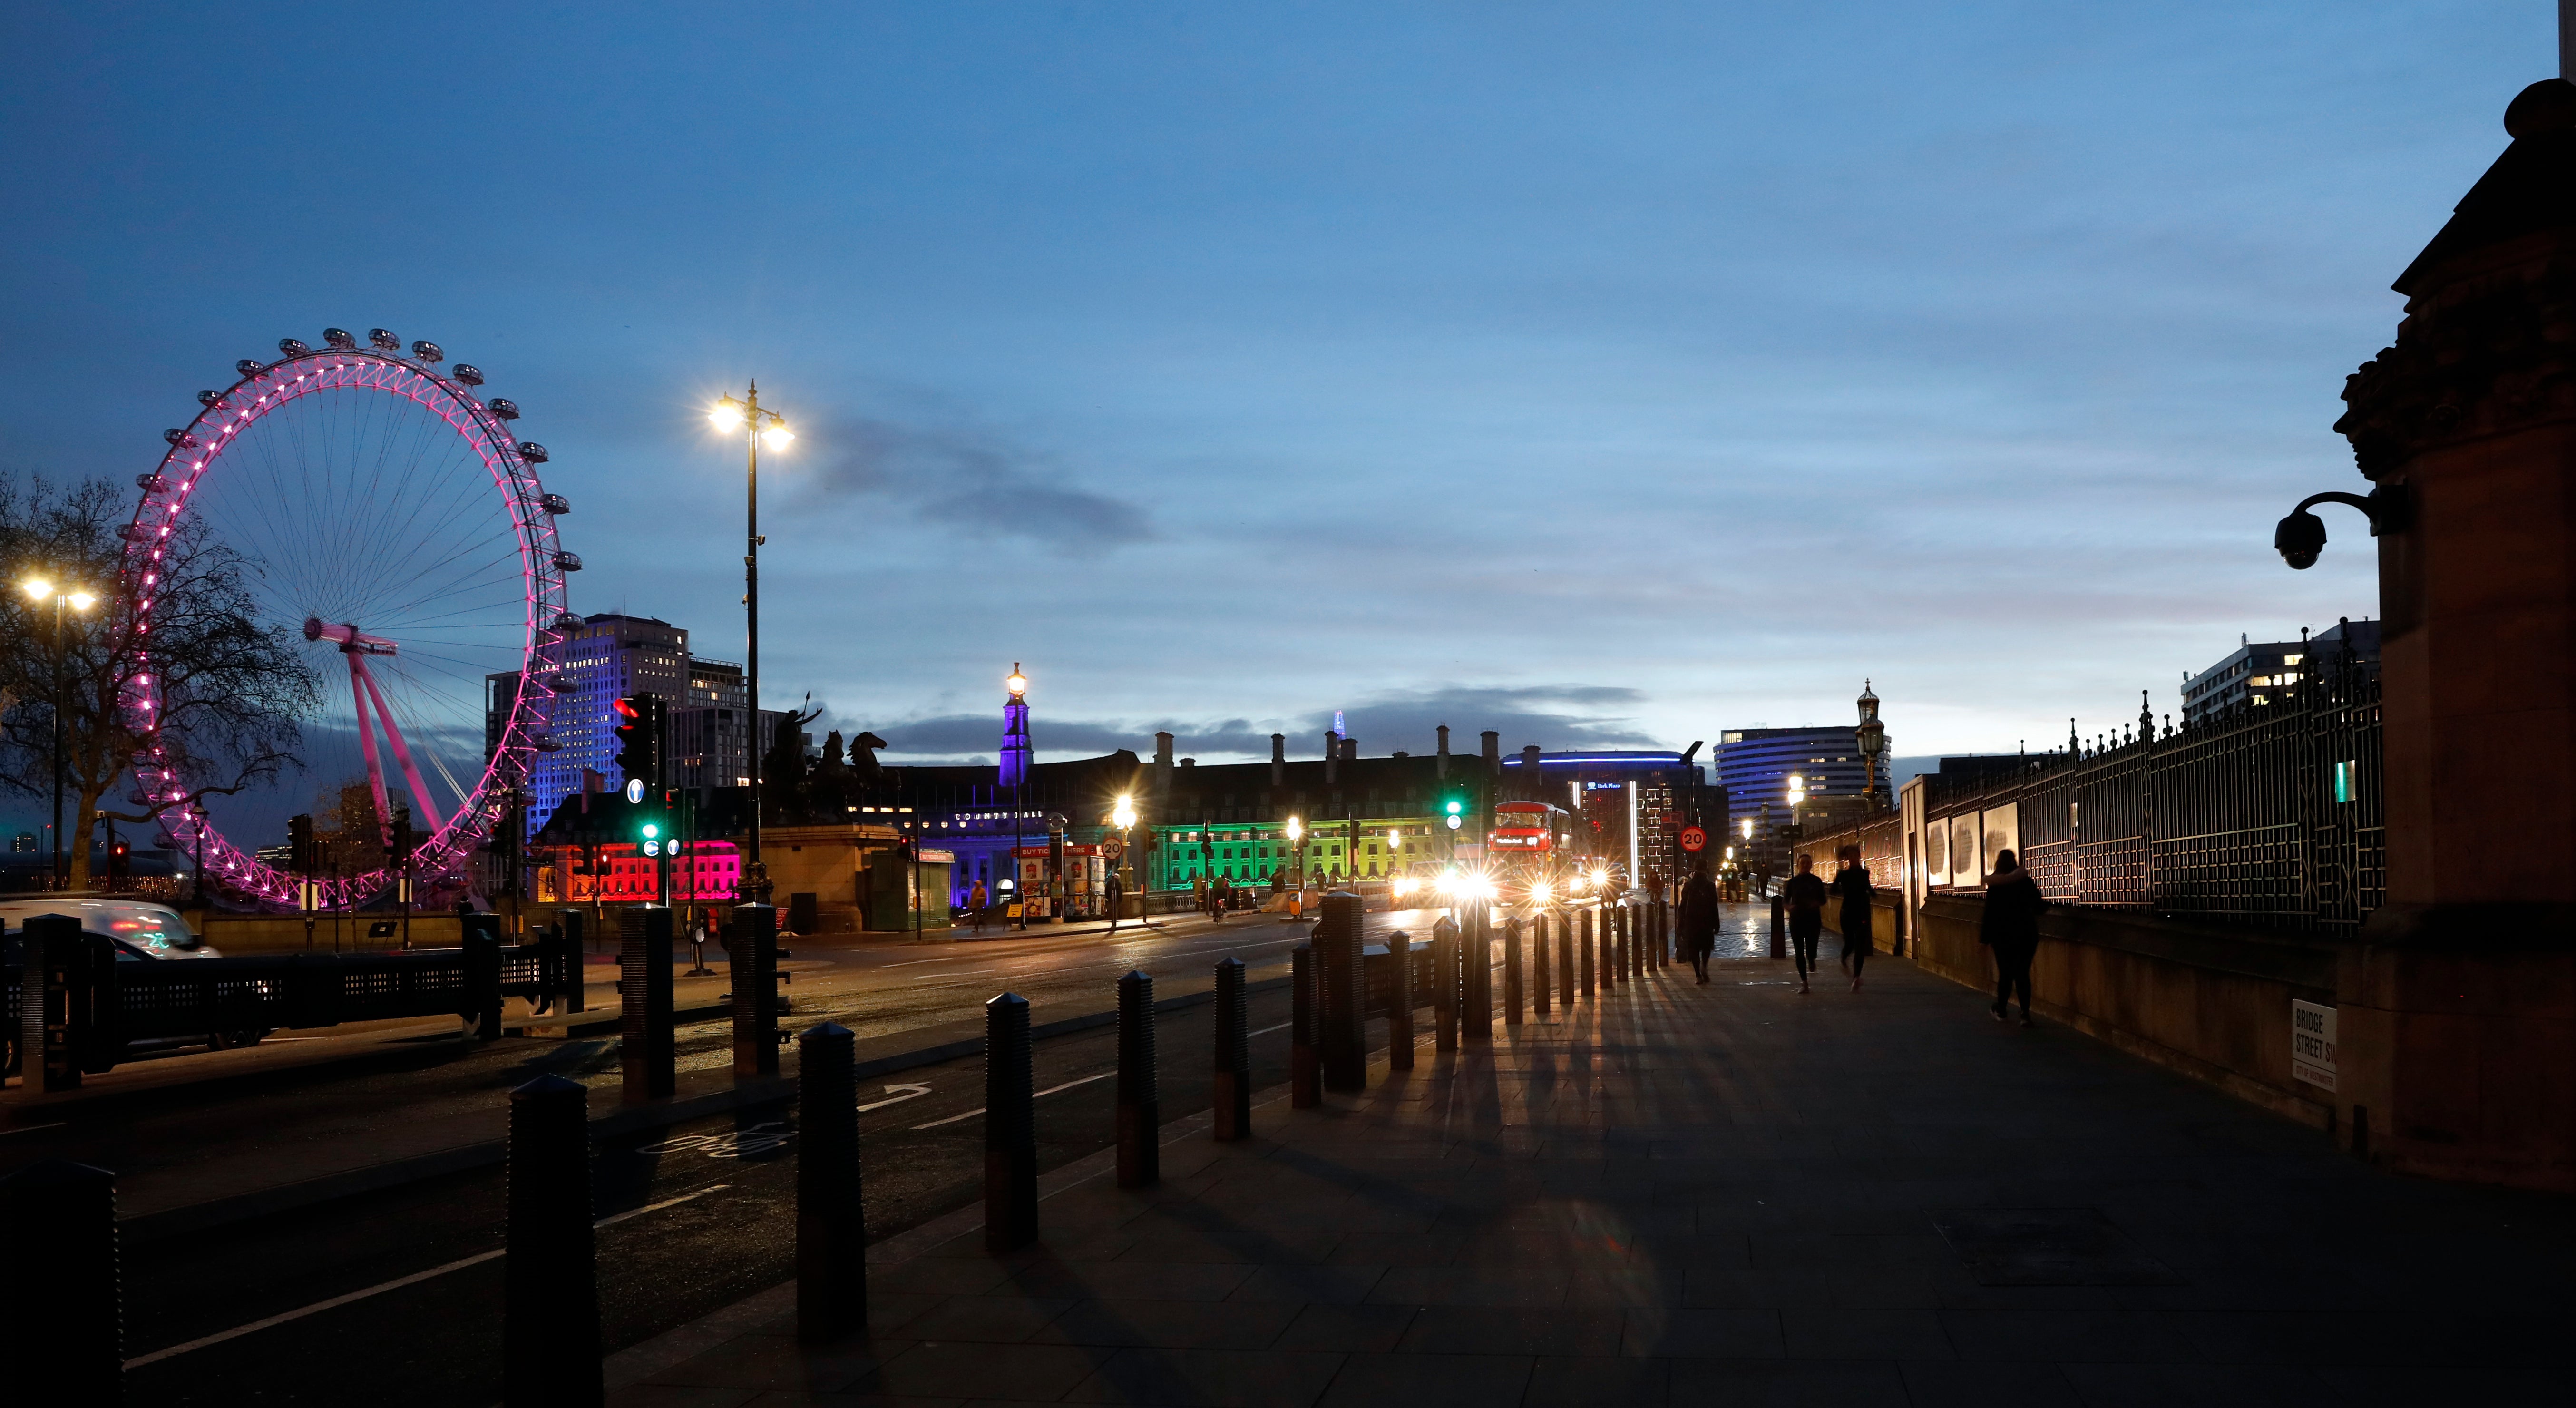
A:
[[1856, 681, 1886, 809], [22, 577, 98, 888], [1112, 792, 1136, 930], [710, 386, 792, 904]]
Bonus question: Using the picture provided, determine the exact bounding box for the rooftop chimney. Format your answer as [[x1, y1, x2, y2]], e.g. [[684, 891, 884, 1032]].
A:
[[1437, 724, 1451, 778], [1340, 736, 1357, 761], [1270, 733, 1285, 787], [1522, 744, 1542, 797], [1324, 729, 1338, 785], [1480, 730, 1500, 777]]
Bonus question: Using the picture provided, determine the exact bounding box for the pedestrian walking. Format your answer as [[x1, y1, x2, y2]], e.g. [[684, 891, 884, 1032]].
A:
[[969, 878, 988, 935], [1781, 853, 1826, 995], [1677, 860, 1720, 983], [1981, 848, 2047, 1026], [1209, 874, 1229, 924], [1831, 845, 1873, 991], [1104, 870, 1124, 934]]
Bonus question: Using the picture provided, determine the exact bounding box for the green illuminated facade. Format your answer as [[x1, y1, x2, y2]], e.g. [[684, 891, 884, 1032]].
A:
[[1151, 815, 1450, 888]]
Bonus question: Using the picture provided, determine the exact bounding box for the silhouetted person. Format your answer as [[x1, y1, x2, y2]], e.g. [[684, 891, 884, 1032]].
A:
[[1781, 852, 1826, 995], [1831, 844, 1873, 992], [1981, 847, 2047, 1026], [1678, 860, 1720, 983]]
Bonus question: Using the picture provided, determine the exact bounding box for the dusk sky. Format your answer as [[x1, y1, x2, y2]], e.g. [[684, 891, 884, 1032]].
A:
[[0, 1, 2545, 808]]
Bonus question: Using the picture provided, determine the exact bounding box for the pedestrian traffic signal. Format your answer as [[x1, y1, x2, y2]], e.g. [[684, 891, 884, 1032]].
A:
[[613, 694, 663, 786], [288, 813, 316, 873]]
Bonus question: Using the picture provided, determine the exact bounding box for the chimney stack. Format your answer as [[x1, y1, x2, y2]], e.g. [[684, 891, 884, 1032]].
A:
[[1324, 729, 1338, 785], [1270, 733, 1285, 787], [1436, 724, 1451, 778], [1521, 744, 1542, 798], [1480, 730, 1500, 777], [1339, 736, 1357, 761]]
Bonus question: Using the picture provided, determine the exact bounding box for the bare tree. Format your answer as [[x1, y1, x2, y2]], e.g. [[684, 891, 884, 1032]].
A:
[[0, 475, 317, 890]]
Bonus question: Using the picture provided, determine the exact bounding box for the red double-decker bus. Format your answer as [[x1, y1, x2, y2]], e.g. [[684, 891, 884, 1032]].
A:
[[1487, 802, 1574, 900]]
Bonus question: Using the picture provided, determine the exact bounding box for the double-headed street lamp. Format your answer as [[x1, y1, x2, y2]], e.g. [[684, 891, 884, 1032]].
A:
[[1112, 792, 1136, 930], [20, 577, 97, 887], [710, 387, 793, 904]]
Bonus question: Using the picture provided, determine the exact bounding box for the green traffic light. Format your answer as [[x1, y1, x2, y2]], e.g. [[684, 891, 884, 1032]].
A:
[[641, 823, 660, 839], [1445, 800, 1462, 815]]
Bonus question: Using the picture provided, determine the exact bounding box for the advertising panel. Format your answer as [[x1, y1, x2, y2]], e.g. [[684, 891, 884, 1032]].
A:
[[1980, 802, 2020, 879], [1925, 816, 1950, 887], [1949, 813, 1980, 888]]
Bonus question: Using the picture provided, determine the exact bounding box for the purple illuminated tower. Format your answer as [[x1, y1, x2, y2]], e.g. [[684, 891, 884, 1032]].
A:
[[1001, 663, 1031, 787]]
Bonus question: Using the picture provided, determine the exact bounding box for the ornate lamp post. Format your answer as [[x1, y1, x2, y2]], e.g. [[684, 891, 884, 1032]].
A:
[[709, 388, 792, 902], [20, 577, 97, 887], [1003, 665, 1030, 928], [1856, 679, 1887, 809], [1112, 792, 1136, 929]]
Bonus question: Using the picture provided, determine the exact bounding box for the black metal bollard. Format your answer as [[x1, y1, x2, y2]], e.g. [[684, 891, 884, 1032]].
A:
[[620, 905, 675, 1104], [1290, 945, 1320, 1107], [504, 1075, 602, 1408], [798, 1021, 866, 1343], [1557, 908, 1576, 1005], [1432, 914, 1459, 1051], [1503, 915, 1524, 1027], [23, 913, 91, 1091], [1386, 929, 1414, 1070], [558, 909, 587, 1013], [1317, 891, 1367, 1092], [1212, 958, 1251, 1138], [1630, 903, 1645, 981], [1577, 907, 1594, 997], [1462, 904, 1492, 1044], [1601, 905, 1619, 987], [1770, 892, 1786, 960], [464, 914, 504, 1039], [1532, 911, 1552, 1017], [731, 903, 782, 1077], [984, 993, 1039, 1252], [1116, 971, 1160, 1187], [0, 1158, 123, 1401]]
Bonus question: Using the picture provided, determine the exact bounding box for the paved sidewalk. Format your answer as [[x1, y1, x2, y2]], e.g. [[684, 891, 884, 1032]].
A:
[[607, 951, 2572, 1407]]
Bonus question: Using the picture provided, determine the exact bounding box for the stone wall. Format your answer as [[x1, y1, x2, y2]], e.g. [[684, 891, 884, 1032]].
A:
[[1905, 891, 2342, 1128]]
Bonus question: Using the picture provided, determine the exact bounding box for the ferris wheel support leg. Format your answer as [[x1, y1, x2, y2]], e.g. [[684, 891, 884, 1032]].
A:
[[346, 655, 398, 854], [354, 656, 446, 835]]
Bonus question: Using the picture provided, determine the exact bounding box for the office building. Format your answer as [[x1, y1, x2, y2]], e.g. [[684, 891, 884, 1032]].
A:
[[1713, 726, 1884, 850], [2181, 617, 2381, 724], [491, 613, 691, 836]]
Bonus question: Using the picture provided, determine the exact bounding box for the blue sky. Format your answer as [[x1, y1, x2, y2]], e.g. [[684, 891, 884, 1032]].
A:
[[0, 2, 2545, 826]]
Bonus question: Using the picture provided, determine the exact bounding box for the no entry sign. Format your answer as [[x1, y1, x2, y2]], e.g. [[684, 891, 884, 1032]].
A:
[[1678, 825, 1707, 852]]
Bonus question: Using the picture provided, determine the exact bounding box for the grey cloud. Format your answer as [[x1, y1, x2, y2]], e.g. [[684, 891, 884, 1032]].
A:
[[801, 415, 1153, 551]]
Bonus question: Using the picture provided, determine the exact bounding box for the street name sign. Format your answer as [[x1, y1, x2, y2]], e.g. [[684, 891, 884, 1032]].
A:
[[2291, 999, 2337, 1090]]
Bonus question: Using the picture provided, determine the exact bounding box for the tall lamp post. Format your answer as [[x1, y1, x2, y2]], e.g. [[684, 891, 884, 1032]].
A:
[[1004, 665, 1030, 929], [20, 577, 97, 888], [1786, 772, 1806, 864], [1112, 792, 1136, 931], [1856, 680, 1887, 810], [709, 387, 793, 903], [1284, 814, 1305, 916]]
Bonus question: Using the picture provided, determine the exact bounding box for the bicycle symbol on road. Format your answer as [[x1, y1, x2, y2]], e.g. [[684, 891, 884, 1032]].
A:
[[644, 1121, 794, 1159]]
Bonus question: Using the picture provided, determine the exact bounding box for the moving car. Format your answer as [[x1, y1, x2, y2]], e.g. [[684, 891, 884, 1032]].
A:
[[3, 896, 267, 1074]]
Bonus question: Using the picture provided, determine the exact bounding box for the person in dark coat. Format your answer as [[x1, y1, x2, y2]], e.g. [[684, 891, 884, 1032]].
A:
[[1780, 852, 1827, 995], [1829, 845, 1874, 991], [1980, 847, 2047, 1026], [1677, 860, 1721, 983]]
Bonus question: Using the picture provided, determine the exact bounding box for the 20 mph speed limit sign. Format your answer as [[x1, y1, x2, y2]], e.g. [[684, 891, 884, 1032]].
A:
[[1679, 826, 1707, 852]]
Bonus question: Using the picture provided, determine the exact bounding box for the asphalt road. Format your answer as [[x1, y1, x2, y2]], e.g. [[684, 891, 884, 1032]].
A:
[[118, 978, 1316, 1407]]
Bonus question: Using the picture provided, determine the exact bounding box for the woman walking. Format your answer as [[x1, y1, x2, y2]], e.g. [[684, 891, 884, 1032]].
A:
[[1781, 853, 1826, 995], [1678, 860, 1720, 983], [1831, 845, 1874, 991], [1981, 848, 2047, 1026]]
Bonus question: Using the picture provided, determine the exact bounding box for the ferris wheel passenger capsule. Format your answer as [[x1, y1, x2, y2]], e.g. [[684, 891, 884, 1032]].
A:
[[553, 550, 583, 571], [410, 340, 444, 362], [488, 398, 520, 420], [452, 363, 484, 386], [322, 329, 357, 351], [538, 492, 570, 514], [550, 611, 584, 631], [517, 442, 549, 463], [164, 428, 199, 447], [278, 338, 311, 356], [197, 389, 223, 407], [368, 328, 401, 351]]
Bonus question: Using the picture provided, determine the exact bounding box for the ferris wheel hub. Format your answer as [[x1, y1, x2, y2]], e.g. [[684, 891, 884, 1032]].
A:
[[303, 617, 399, 655]]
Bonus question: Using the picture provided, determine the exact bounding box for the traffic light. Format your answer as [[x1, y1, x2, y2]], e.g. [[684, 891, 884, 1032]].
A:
[[389, 805, 416, 870], [288, 813, 316, 873], [109, 838, 129, 878], [612, 694, 663, 787], [1443, 795, 1465, 831]]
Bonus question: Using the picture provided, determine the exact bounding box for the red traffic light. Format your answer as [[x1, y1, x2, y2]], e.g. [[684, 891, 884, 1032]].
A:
[[612, 698, 640, 720]]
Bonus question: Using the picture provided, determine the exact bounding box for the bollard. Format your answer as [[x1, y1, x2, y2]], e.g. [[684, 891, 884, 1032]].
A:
[[730, 903, 782, 1077], [1462, 904, 1492, 1044], [1630, 903, 1645, 981], [1291, 945, 1320, 1107], [1432, 916, 1459, 1052], [1532, 911, 1552, 1017], [1577, 907, 1595, 997], [620, 905, 675, 1104], [984, 993, 1039, 1252], [463, 913, 504, 1040], [557, 910, 587, 1013], [1557, 908, 1576, 1006], [1317, 892, 1366, 1092], [23, 913, 92, 1091], [1605, 905, 1622, 987], [1502, 915, 1524, 1026], [1212, 958, 1251, 1138], [1116, 971, 1160, 1187], [1646, 902, 1661, 970], [0, 1159, 123, 1401], [1386, 929, 1415, 1070], [798, 1021, 866, 1343], [504, 1075, 603, 1408], [1770, 892, 1786, 960]]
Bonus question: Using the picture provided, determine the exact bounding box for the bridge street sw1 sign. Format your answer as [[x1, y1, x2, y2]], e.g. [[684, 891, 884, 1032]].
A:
[[2291, 999, 2337, 1091]]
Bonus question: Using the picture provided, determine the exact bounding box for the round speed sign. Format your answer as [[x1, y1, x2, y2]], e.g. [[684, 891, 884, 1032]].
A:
[[1678, 825, 1708, 853]]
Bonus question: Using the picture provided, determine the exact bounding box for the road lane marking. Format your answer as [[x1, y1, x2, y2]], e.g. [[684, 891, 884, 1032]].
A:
[[911, 1068, 1116, 1129], [856, 1082, 932, 1113], [0, 1122, 68, 1138], [122, 1184, 732, 1369]]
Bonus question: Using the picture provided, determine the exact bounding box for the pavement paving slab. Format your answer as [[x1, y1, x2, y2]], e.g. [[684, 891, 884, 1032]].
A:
[[605, 945, 2576, 1408]]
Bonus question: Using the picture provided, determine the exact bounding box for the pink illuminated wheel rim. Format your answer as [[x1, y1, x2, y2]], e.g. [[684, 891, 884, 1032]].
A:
[[119, 333, 574, 911]]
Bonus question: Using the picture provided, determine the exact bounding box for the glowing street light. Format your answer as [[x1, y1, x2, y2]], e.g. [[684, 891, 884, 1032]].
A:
[[710, 383, 792, 900], [21, 575, 98, 887]]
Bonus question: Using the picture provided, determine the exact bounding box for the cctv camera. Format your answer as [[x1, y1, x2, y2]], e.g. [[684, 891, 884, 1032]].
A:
[[2274, 509, 2326, 570]]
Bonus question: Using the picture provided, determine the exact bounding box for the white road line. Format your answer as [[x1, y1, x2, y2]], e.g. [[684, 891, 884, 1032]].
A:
[[0, 1122, 68, 1138], [122, 1184, 731, 1369], [911, 1068, 1117, 1130]]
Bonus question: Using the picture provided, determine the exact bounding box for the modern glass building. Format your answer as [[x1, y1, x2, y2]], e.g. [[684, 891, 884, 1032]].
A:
[[1712, 726, 1882, 850]]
